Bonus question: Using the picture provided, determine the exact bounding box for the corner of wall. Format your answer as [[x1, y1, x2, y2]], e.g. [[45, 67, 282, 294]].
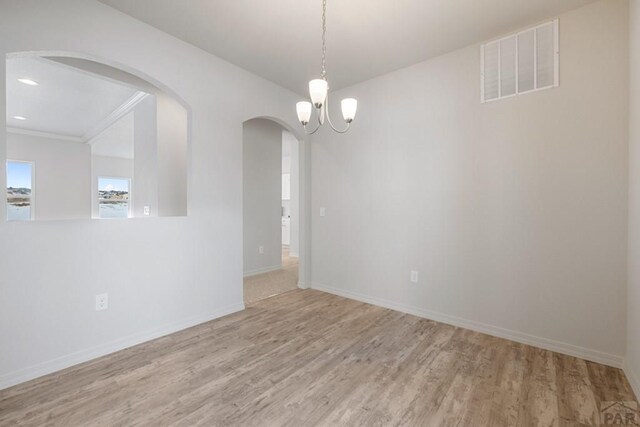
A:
[[624, 360, 640, 400]]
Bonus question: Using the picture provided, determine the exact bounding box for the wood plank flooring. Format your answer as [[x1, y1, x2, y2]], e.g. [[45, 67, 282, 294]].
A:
[[244, 246, 299, 305], [0, 289, 636, 426]]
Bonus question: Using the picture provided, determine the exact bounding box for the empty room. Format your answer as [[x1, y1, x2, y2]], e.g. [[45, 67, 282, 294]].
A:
[[1, 0, 639, 425]]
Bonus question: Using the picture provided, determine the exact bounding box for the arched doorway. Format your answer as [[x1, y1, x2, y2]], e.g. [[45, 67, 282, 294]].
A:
[[242, 117, 308, 305]]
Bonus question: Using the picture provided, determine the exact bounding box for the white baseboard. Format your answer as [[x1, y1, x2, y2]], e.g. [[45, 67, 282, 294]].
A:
[[311, 282, 624, 368], [0, 301, 245, 391], [298, 281, 309, 289], [289, 252, 299, 258], [624, 360, 640, 400], [243, 264, 282, 277]]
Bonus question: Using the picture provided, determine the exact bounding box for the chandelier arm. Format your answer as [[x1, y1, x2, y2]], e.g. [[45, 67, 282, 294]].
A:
[[324, 94, 350, 134], [303, 121, 322, 135]]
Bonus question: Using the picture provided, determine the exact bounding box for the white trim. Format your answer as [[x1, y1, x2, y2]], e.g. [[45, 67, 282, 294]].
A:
[[515, 31, 519, 94], [243, 264, 282, 278], [85, 91, 148, 143], [297, 281, 309, 289], [482, 84, 557, 104], [311, 282, 624, 368], [0, 301, 245, 391], [624, 360, 640, 401], [533, 25, 538, 90], [553, 18, 560, 87], [6, 127, 84, 143], [31, 56, 149, 95], [497, 39, 502, 98], [7, 92, 148, 145], [289, 251, 299, 258]]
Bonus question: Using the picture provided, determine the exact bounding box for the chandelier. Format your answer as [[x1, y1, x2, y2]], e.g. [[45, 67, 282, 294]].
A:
[[295, 0, 357, 134]]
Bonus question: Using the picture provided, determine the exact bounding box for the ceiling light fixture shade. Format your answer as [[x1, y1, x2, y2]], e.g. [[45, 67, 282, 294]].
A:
[[309, 79, 328, 108], [296, 101, 312, 125], [341, 98, 357, 123], [17, 78, 38, 86], [296, 0, 357, 135]]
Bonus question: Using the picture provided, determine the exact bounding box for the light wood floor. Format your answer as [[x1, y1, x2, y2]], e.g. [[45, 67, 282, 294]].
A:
[[243, 246, 299, 305], [0, 289, 636, 426]]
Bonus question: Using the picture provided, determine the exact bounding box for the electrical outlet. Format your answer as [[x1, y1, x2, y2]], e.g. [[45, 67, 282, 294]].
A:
[[410, 271, 419, 283], [259, 246, 264, 254], [143, 206, 150, 216], [95, 293, 108, 311]]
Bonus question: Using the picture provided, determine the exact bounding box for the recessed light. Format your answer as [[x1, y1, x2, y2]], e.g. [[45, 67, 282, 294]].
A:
[[12, 116, 27, 121], [17, 78, 38, 86]]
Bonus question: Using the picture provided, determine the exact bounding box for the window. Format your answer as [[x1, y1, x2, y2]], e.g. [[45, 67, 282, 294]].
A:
[[481, 20, 559, 103], [98, 177, 130, 219], [6, 160, 34, 221]]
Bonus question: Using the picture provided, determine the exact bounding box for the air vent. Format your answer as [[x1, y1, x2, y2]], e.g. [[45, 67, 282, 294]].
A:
[[481, 20, 559, 103]]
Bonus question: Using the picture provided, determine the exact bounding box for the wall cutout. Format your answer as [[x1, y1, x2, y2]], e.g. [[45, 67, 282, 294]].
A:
[[5, 54, 188, 220]]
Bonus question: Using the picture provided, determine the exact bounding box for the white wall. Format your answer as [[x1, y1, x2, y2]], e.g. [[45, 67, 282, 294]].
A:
[[243, 118, 283, 275], [7, 132, 91, 220], [626, 0, 640, 398], [90, 110, 134, 160], [156, 92, 187, 217], [310, 0, 629, 366], [0, 0, 304, 389], [132, 94, 158, 217]]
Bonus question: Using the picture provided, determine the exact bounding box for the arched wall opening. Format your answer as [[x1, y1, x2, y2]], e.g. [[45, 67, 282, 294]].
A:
[[242, 116, 309, 304], [4, 51, 190, 221]]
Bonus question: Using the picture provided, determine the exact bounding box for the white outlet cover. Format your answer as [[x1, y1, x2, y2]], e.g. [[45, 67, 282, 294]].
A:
[[410, 271, 419, 283], [259, 246, 264, 254], [143, 206, 150, 216], [320, 207, 326, 217], [95, 293, 108, 311]]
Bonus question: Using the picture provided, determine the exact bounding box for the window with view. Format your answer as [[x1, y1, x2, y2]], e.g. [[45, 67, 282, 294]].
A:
[[6, 160, 34, 221], [98, 177, 130, 219]]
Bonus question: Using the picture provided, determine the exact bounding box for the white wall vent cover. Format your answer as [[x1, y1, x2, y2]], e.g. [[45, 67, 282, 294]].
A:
[[481, 19, 559, 103]]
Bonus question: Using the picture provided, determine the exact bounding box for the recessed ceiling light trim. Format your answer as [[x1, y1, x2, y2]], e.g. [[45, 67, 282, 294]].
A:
[[17, 78, 39, 86]]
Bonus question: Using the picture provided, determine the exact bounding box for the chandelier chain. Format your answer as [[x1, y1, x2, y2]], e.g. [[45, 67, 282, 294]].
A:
[[296, 0, 355, 134], [321, 0, 327, 80]]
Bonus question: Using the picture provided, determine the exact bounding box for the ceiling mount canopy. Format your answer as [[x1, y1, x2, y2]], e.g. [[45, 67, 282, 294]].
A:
[[296, 0, 357, 134]]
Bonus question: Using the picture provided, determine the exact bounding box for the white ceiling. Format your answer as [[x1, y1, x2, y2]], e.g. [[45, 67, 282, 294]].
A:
[[98, 0, 597, 94], [6, 56, 139, 139]]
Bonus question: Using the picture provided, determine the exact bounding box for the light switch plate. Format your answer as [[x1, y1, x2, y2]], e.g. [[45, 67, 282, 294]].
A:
[[320, 207, 326, 217], [410, 271, 419, 283], [143, 206, 150, 216], [259, 246, 264, 254]]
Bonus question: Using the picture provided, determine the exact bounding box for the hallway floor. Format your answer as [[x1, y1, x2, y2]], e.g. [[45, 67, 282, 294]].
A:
[[243, 246, 298, 305]]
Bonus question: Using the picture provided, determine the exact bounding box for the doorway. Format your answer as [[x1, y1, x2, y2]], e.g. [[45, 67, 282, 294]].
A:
[[242, 118, 301, 305]]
